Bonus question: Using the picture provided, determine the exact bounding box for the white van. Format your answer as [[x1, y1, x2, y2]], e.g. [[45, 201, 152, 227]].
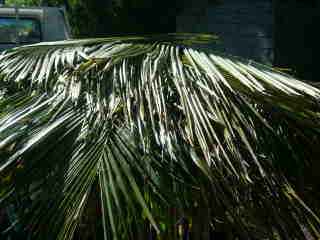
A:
[[0, 6, 71, 51]]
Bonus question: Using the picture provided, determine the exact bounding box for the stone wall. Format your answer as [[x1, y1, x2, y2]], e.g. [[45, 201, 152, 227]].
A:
[[177, 0, 273, 64]]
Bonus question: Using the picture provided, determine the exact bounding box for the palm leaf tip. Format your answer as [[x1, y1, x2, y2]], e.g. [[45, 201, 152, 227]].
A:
[[0, 33, 320, 239]]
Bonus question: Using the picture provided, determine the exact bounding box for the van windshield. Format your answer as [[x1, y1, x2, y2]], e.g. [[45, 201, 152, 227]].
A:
[[0, 17, 41, 44]]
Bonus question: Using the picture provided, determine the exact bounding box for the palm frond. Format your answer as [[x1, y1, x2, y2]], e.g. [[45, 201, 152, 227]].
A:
[[1, 34, 320, 239]]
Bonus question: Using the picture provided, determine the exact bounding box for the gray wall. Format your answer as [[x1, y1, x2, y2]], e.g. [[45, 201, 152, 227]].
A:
[[177, 0, 273, 64]]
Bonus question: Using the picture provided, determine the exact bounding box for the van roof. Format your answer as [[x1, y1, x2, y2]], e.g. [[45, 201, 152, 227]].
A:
[[0, 6, 64, 18]]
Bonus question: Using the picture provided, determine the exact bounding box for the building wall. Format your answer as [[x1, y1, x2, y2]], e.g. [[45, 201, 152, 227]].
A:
[[177, 0, 273, 64]]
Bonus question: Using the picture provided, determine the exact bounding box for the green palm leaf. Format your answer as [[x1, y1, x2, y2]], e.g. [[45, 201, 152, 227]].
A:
[[0, 34, 320, 239]]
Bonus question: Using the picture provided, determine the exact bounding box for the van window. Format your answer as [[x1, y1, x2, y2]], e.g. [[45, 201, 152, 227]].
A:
[[0, 18, 17, 43], [0, 17, 41, 44]]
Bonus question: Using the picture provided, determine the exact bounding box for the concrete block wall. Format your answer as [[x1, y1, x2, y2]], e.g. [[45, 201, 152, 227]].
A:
[[177, 0, 273, 64]]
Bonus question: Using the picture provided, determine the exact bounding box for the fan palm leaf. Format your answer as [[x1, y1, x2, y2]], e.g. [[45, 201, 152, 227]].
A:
[[0, 34, 320, 239]]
